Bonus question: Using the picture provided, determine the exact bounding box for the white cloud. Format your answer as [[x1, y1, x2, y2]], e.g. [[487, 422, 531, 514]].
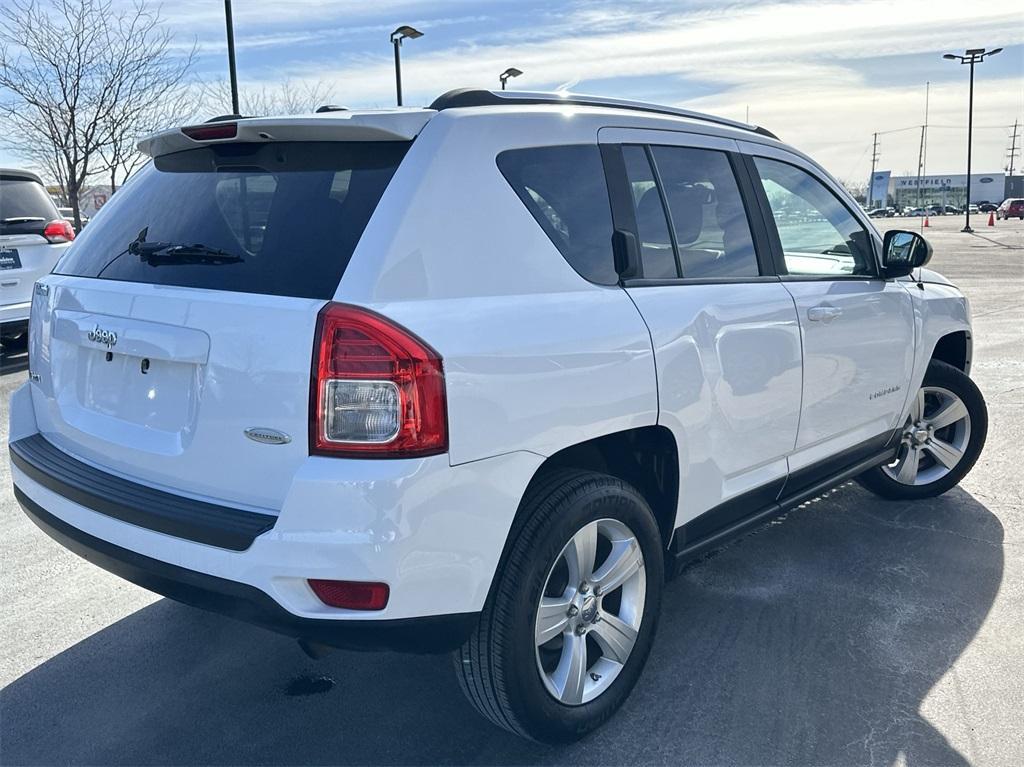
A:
[[222, 0, 1021, 180], [3, 0, 1021, 183]]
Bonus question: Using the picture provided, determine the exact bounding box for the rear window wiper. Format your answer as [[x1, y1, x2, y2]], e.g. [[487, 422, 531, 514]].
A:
[[130, 240, 244, 266]]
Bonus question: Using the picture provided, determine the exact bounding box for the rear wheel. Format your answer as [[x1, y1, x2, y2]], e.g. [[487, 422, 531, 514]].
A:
[[454, 469, 664, 743], [858, 360, 987, 500]]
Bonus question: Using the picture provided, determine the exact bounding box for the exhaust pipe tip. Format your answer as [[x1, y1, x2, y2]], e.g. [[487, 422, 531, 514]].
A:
[[297, 638, 335, 660]]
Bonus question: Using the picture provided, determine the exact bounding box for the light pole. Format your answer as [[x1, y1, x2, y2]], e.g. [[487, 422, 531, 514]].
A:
[[224, 0, 239, 114], [943, 47, 1002, 232], [499, 67, 523, 90], [390, 26, 423, 106]]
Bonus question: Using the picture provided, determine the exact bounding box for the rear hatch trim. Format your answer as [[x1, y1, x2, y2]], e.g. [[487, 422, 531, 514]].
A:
[[10, 433, 276, 551]]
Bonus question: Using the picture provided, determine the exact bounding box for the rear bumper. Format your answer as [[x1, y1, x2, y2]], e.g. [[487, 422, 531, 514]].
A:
[[0, 300, 31, 326], [8, 381, 544, 648], [15, 487, 477, 653], [10, 434, 276, 551]]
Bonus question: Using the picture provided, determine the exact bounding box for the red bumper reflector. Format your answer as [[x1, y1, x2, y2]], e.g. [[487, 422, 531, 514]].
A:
[[308, 579, 390, 610]]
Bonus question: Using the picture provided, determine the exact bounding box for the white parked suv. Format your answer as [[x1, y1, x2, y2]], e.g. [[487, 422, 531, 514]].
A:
[[1, 169, 75, 344], [8, 90, 987, 742]]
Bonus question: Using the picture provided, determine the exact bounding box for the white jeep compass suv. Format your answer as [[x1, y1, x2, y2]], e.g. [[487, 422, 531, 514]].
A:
[[8, 90, 988, 743]]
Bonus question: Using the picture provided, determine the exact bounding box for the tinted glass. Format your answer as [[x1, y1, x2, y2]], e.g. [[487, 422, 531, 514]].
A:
[[0, 176, 60, 236], [622, 145, 677, 279], [754, 158, 874, 276], [497, 145, 617, 285], [55, 141, 410, 299], [650, 146, 759, 279]]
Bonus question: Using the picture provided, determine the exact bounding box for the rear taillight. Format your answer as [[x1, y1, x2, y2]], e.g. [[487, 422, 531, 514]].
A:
[[43, 219, 75, 243], [310, 303, 447, 458]]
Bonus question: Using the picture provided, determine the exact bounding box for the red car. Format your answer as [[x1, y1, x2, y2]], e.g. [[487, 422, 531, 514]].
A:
[[996, 198, 1024, 220]]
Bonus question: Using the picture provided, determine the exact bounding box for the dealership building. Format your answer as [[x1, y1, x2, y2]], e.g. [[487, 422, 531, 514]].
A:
[[880, 172, 1008, 209]]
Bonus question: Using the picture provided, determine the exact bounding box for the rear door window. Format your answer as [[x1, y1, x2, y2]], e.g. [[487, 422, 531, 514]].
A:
[[497, 145, 617, 285], [648, 146, 760, 279], [621, 145, 678, 279], [55, 141, 410, 300]]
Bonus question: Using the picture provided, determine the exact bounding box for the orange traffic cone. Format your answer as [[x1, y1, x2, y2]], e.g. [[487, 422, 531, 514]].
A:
[[923, 216, 930, 227], [988, 211, 995, 226]]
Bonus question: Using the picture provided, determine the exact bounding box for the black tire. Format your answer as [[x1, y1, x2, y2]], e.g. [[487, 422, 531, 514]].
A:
[[858, 360, 987, 500], [454, 469, 664, 743]]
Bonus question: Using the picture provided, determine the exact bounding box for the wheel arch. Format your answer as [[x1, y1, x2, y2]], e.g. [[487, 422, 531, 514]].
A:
[[485, 426, 681, 603], [930, 330, 972, 374], [535, 425, 680, 549]]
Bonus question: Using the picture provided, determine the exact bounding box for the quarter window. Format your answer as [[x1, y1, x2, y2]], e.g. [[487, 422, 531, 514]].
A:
[[497, 145, 617, 285], [753, 158, 875, 276]]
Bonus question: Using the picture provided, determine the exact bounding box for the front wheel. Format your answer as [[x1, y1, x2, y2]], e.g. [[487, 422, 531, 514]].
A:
[[858, 360, 987, 500], [454, 469, 664, 743]]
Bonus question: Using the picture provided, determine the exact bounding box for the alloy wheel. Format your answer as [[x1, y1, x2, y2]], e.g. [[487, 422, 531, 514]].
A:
[[534, 518, 646, 706], [883, 385, 972, 486]]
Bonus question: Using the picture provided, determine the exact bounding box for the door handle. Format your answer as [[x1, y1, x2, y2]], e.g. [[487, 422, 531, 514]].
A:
[[807, 305, 842, 322]]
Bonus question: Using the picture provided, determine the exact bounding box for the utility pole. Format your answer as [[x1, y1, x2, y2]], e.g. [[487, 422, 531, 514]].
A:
[[868, 132, 880, 208], [923, 82, 930, 180], [1008, 119, 1020, 197], [916, 126, 926, 209]]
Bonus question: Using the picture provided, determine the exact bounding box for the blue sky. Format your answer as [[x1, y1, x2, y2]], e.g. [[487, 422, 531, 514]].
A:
[[3, 0, 1023, 184]]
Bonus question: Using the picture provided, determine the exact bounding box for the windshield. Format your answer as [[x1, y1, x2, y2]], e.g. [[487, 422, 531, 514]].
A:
[[55, 141, 410, 299]]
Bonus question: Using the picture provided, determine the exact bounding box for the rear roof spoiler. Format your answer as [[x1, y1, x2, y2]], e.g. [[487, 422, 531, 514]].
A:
[[138, 110, 436, 158], [0, 168, 45, 184]]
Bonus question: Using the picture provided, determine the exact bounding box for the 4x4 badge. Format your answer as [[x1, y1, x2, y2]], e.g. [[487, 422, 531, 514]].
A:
[[244, 428, 292, 445], [87, 324, 117, 348]]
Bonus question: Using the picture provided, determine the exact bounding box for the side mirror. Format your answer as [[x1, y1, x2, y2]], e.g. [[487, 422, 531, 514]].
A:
[[881, 230, 932, 278]]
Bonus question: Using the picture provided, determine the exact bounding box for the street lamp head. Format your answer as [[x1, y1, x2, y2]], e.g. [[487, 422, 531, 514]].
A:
[[942, 53, 959, 60], [499, 67, 523, 89], [987, 47, 1003, 56], [391, 25, 423, 43]]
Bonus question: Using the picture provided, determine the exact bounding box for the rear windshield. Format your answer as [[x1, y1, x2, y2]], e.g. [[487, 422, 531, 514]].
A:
[[55, 141, 409, 299], [1, 176, 60, 236]]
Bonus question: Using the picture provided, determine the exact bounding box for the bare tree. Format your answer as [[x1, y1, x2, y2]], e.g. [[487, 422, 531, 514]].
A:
[[0, 0, 194, 227], [841, 178, 869, 204], [99, 84, 195, 193], [200, 78, 334, 117]]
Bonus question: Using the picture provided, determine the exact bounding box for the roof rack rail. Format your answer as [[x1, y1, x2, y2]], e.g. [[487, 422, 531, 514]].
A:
[[428, 89, 778, 140]]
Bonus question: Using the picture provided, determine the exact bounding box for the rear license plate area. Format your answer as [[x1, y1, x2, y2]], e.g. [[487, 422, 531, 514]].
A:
[[74, 346, 198, 433]]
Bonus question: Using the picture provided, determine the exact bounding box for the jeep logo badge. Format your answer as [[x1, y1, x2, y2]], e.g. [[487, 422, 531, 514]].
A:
[[244, 428, 292, 445], [87, 324, 118, 349]]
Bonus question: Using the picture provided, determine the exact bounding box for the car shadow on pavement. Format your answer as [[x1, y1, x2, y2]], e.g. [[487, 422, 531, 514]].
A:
[[0, 483, 1003, 766]]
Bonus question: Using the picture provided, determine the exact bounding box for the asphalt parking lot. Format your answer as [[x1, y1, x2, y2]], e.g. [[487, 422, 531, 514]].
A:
[[1, 214, 1022, 766]]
